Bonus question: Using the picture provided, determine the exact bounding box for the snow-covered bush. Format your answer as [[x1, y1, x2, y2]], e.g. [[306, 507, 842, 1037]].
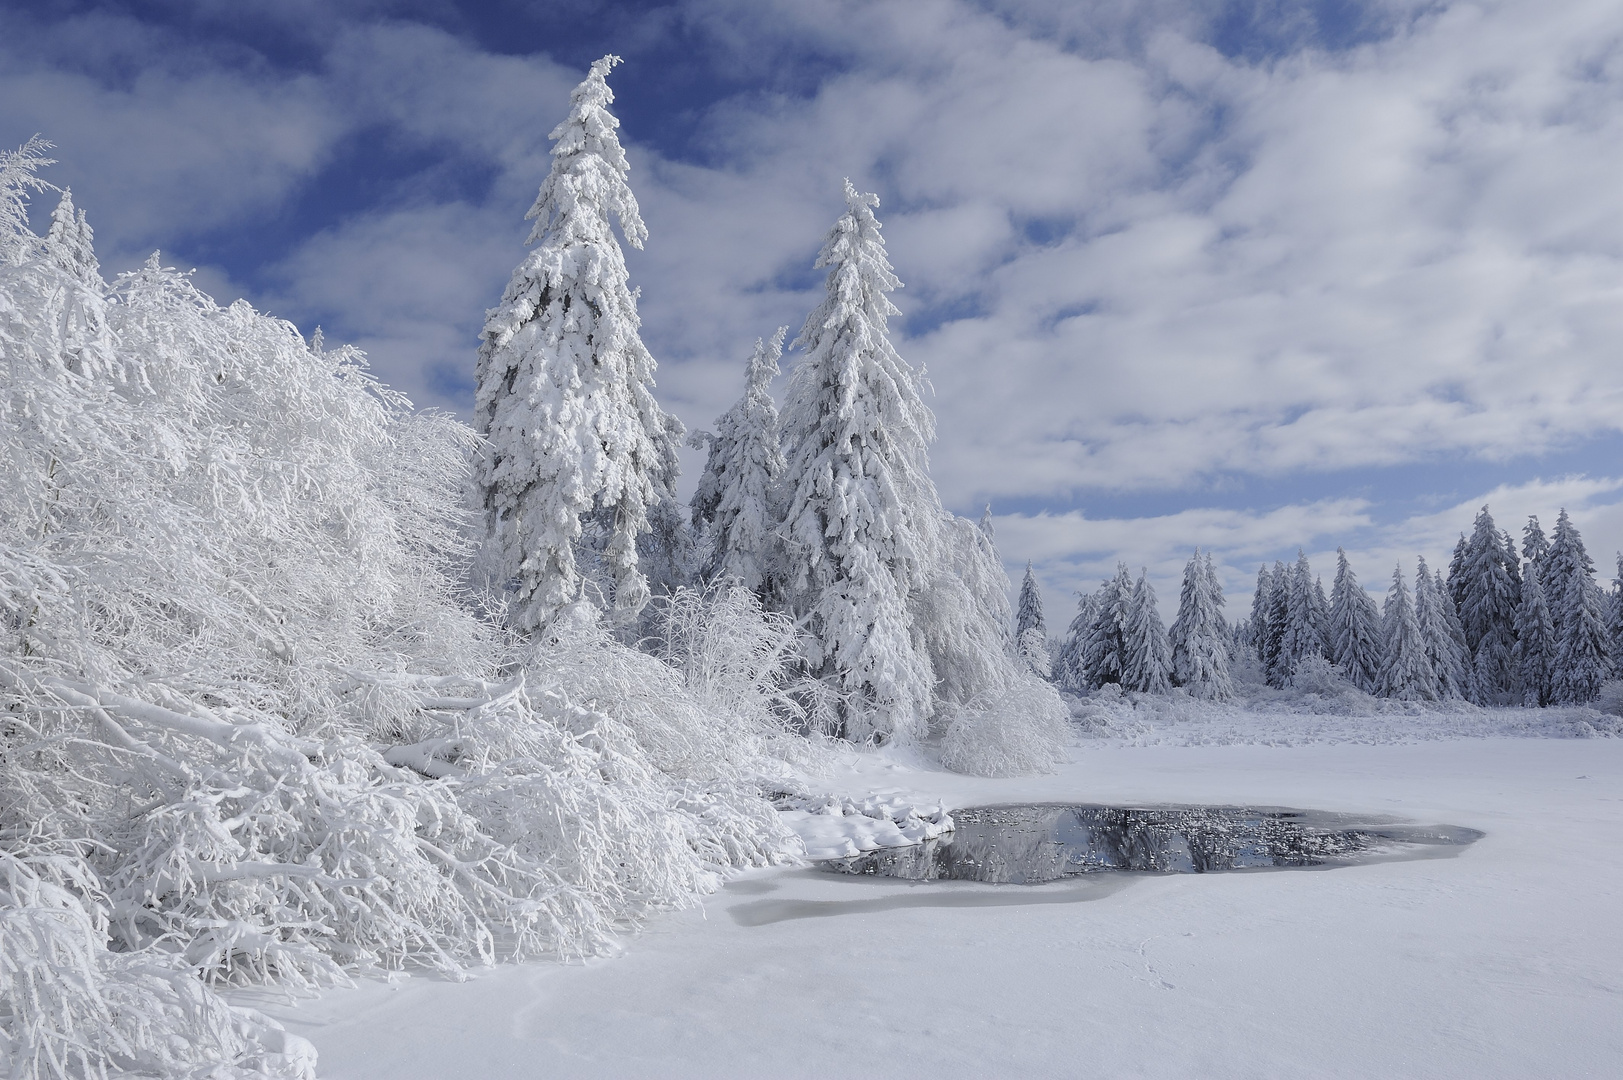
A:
[[1592, 680, 1623, 717], [0, 139, 808, 1079], [1288, 654, 1357, 697], [938, 677, 1069, 777], [0, 846, 313, 1080]]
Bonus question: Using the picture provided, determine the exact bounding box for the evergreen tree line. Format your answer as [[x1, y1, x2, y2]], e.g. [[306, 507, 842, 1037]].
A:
[[1025, 504, 1621, 707], [1050, 551, 1235, 701]]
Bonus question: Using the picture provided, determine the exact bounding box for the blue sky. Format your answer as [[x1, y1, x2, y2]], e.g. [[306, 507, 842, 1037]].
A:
[[5, 0, 1623, 620]]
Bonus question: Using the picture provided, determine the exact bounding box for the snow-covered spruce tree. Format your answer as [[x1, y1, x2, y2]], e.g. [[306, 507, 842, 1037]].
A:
[[1446, 534, 1468, 612], [1015, 562, 1051, 678], [1543, 508, 1591, 639], [1122, 570, 1172, 694], [1280, 551, 1326, 680], [1263, 560, 1292, 687], [1015, 561, 1046, 642], [1609, 552, 1623, 678], [1553, 569, 1610, 705], [474, 55, 683, 631], [1078, 565, 1134, 690], [42, 187, 98, 284], [1414, 556, 1466, 699], [1311, 575, 1331, 652], [1435, 567, 1471, 683], [1512, 561, 1556, 707], [1543, 509, 1610, 703], [772, 180, 936, 743], [689, 327, 787, 593], [1543, 510, 1609, 704], [1376, 566, 1439, 701], [1458, 507, 1520, 705], [1328, 549, 1382, 692], [1170, 550, 1232, 700], [1055, 590, 1099, 692], [1248, 564, 1272, 663], [1503, 529, 1524, 597], [775, 181, 1064, 765], [1523, 516, 1550, 580]]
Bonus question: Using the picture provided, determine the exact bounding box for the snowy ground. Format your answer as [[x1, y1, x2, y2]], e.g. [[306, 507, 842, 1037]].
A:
[[253, 713, 1623, 1079]]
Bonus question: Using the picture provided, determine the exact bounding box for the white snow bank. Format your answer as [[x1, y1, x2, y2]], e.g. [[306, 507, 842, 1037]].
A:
[[261, 737, 1623, 1080], [1068, 684, 1623, 747], [776, 792, 953, 859]]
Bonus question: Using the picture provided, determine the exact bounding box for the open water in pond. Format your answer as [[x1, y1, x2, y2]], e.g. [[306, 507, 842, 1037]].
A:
[[819, 805, 1483, 884]]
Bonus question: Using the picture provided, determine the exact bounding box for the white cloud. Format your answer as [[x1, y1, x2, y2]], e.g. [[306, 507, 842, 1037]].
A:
[[0, 14, 343, 258], [631, 0, 1623, 508], [7, 0, 1623, 627]]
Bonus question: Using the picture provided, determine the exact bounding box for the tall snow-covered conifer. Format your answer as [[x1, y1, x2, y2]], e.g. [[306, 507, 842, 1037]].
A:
[[1377, 566, 1439, 701], [1122, 570, 1172, 694], [773, 181, 938, 742], [1248, 565, 1272, 665], [1543, 508, 1591, 638], [1311, 576, 1331, 653], [1434, 567, 1470, 684], [43, 187, 98, 282], [1264, 560, 1291, 687], [1545, 511, 1609, 703], [1414, 556, 1466, 699], [1447, 534, 1468, 612], [1015, 562, 1050, 678], [1016, 562, 1046, 641], [1608, 552, 1623, 678], [1056, 591, 1098, 692], [1079, 565, 1134, 690], [690, 328, 786, 592], [474, 55, 682, 631], [1458, 507, 1520, 704], [1171, 550, 1232, 700], [1522, 516, 1550, 579], [1512, 561, 1556, 707], [1553, 571, 1610, 704], [1280, 551, 1326, 679], [1328, 549, 1382, 692]]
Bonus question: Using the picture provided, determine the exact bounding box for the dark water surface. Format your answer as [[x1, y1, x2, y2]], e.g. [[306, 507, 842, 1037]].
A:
[[818, 804, 1484, 884]]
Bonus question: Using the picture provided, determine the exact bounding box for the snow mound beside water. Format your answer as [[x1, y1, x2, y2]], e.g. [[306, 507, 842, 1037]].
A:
[[776, 792, 954, 859]]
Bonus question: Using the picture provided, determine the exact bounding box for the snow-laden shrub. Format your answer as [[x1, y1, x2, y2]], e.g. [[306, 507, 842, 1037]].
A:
[[0, 146, 805, 1079], [919, 515, 1070, 774], [938, 674, 1070, 777], [0, 847, 315, 1080], [1592, 680, 1623, 717], [532, 592, 828, 783], [1289, 654, 1358, 697]]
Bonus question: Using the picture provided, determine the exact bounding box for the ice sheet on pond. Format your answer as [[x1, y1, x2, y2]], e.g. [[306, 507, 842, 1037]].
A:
[[819, 804, 1483, 884]]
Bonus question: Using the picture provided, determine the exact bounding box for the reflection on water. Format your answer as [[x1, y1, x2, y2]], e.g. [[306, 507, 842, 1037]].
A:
[[819, 805, 1483, 884]]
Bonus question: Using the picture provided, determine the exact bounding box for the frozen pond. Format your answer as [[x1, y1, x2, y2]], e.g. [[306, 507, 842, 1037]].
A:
[[819, 804, 1483, 884]]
